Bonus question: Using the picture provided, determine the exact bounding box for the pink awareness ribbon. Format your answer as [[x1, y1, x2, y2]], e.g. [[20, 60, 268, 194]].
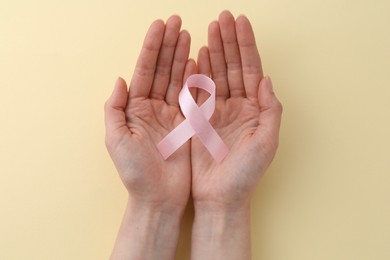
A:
[[157, 74, 229, 162]]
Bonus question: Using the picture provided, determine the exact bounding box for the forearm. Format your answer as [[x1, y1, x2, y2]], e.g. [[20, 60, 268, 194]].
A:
[[191, 201, 251, 260], [110, 196, 183, 260]]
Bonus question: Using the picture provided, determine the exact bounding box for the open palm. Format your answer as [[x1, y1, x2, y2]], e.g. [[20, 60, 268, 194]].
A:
[[105, 16, 194, 209], [191, 11, 283, 206]]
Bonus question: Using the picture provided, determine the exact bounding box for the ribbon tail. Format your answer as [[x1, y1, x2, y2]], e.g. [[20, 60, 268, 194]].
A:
[[157, 120, 195, 160], [197, 128, 229, 163]]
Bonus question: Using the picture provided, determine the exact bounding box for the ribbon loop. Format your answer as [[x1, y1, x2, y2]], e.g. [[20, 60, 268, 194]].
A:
[[157, 74, 229, 162]]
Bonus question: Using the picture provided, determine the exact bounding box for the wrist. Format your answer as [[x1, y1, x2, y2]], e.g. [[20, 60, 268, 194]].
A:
[[193, 196, 251, 215], [123, 196, 184, 238], [110, 196, 184, 260], [193, 199, 250, 228], [127, 194, 186, 219], [191, 199, 251, 260]]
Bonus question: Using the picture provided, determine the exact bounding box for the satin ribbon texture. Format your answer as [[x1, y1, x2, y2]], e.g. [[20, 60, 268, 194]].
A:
[[157, 74, 229, 162]]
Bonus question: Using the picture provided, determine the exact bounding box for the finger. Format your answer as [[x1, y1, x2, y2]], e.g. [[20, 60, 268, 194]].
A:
[[129, 19, 165, 98], [165, 30, 191, 106], [218, 11, 245, 97], [104, 77, 129, 135], [254, 76, 283, 150], [184, 59, 198, 104], [150, 15, 182, 100], [208, 21, 230, 99], [196, 46, 212, 105], [236, 15, 263, 99], [197, 46, 211, 76]]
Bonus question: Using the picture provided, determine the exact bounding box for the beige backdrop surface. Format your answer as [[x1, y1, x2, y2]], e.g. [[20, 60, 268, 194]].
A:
[[1, 0, 389, 259]]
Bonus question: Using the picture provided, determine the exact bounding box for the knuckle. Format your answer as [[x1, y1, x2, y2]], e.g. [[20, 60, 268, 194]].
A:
[[242, 64, 261, 75], [134, 66, 154, 78]]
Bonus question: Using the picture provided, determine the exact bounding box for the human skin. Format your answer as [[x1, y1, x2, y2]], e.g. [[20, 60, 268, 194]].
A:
[[105, 10, 282, 260], [104, 15, 195, 260], [190, 11, 283, 260]]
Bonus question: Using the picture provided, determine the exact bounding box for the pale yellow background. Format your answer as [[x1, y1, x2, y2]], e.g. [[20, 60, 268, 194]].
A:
[[1, 0, 389, 259]]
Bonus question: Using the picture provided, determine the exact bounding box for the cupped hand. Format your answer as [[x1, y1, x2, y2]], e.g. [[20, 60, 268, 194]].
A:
[[105, 16, 195, 212], [191, 11, 283, 208]]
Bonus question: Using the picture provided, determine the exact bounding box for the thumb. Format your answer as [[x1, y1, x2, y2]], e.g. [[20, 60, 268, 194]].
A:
[[254, 76, 283, 149], [104, 77, 129, 134]]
